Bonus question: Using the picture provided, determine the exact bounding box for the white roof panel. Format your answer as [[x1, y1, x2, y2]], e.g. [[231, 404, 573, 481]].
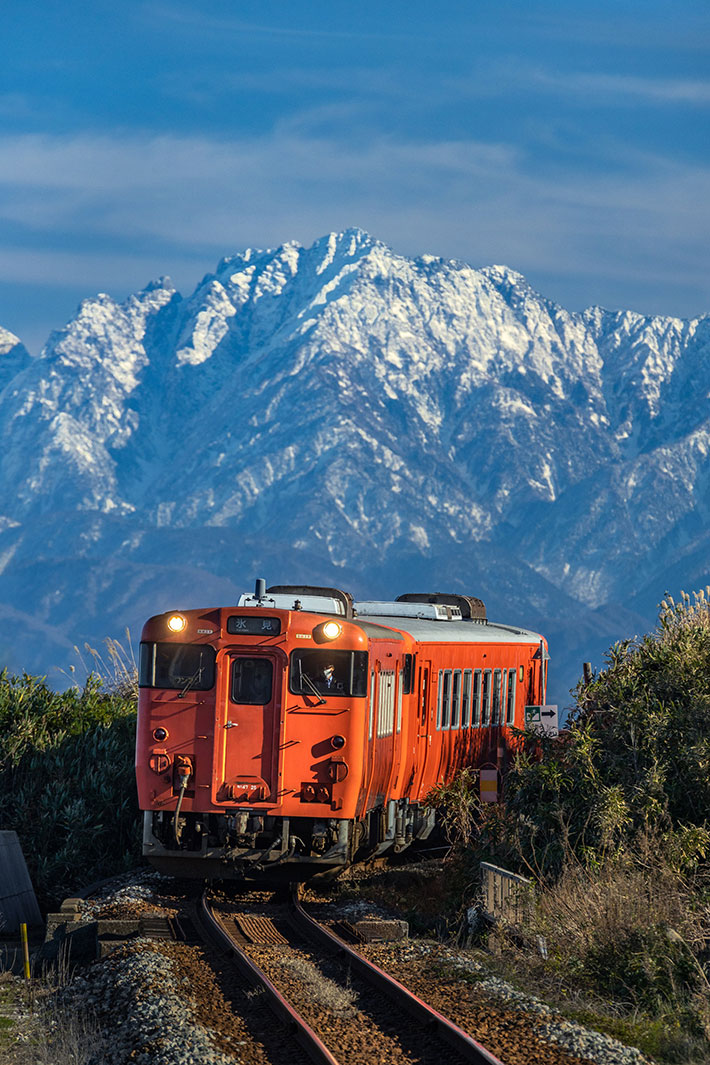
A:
[[355, 615, 543, 646]]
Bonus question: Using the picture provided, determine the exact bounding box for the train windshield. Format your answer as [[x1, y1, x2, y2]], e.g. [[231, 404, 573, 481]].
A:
[[139, 642, 216, 691], [289, 650, 368, 697]]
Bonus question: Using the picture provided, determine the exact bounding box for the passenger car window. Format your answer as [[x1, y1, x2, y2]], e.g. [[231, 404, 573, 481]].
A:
[[506, 668, 516, 724], [481, 670, 492, 725]]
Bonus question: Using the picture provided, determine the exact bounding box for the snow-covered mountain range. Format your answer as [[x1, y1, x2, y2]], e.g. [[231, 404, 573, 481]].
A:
[[2, 228, 709, 706]]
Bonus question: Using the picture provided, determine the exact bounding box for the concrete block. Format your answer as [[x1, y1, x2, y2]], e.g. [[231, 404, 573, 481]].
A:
[[352, 918, 408, 942]]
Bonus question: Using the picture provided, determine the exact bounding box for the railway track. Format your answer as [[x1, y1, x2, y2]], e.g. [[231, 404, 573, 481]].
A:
[[198, 886, 503, 1065]]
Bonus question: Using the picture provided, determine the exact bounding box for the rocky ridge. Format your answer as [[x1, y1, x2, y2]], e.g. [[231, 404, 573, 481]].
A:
[[1, 229, 709, 702]]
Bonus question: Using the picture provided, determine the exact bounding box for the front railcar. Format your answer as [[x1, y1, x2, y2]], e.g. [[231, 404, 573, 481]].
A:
[[135, 589, 371, 879]]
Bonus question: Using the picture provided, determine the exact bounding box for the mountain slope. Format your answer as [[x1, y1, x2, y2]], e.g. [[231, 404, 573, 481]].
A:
[[1, 228, 708, 704]]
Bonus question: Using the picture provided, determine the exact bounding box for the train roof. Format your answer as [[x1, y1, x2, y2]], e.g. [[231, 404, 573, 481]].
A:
[[231, 583, 544, 647], [356, 615, 544, 646]]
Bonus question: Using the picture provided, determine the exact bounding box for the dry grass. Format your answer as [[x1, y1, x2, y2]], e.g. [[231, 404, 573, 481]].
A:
[[278, 953, 358, 1016], [0, 956, 104, 1065], [69, 630, 138, 699], [9, 1005, 103, 1065], [532, 854, 710, 958], [487, 849, 710, 1063]]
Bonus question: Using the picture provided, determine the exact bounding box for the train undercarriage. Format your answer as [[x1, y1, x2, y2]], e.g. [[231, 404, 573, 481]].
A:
[[143, 798, 436, 881]]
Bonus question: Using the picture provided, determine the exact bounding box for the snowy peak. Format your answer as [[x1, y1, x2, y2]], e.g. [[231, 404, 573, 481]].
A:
[[0, 230, 709, 701], [0, 329, 31, 394]]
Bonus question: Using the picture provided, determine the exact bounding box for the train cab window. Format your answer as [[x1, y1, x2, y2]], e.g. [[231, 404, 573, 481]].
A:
[[451, 670, 461, 729], [462, 670, 472, 727], [492, 670, 502, 725], [369, 670, 376, 739], [506, 668, 516, 725], [472, 670, 481, 726], [481, 670, 492, 725], [232, 657, 273, 704], [139, 642, 216, 691], [289, 650, 368, 697]]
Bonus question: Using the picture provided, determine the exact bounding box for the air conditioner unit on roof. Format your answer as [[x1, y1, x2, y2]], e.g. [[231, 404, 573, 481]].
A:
[[355, 601, 462, 621]]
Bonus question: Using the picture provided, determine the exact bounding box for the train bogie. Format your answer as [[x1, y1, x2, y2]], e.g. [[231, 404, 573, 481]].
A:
[[135, 583, 548, 880]]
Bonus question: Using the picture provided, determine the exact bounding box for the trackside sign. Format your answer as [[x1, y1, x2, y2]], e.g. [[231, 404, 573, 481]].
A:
[[524, 705, 559, 737], [479, 768, 498, 803]]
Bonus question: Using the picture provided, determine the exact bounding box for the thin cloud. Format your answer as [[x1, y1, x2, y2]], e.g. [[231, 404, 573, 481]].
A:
[[145, 2, 412, 43], [535, 70, 710, 105], [0, 128, 707, 324]]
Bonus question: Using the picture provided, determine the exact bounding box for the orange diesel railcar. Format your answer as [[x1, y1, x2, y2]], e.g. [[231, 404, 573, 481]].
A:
[[136, 582, 548, 879]]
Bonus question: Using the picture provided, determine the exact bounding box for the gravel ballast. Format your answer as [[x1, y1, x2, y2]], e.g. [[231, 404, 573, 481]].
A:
[[18, 869, 657, 1065]]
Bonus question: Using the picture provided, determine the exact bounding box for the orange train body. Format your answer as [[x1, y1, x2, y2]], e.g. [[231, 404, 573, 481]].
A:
[[136, 584, 548, 879]]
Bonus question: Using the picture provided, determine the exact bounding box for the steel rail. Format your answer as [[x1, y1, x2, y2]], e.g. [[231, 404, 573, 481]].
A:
[[198, 892, 339, 1065], [290, 891, 504, 1065]]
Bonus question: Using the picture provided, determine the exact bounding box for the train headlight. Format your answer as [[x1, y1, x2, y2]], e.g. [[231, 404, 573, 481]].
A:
[[312, 619, 343, 643], [167, 613, 186, 633]]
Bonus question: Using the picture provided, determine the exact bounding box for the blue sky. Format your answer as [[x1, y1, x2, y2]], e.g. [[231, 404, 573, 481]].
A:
[[1, 1, 709, 351]]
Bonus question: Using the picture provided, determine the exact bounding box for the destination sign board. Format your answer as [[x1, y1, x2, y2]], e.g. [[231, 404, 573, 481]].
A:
[[227, 616, 282, 636]]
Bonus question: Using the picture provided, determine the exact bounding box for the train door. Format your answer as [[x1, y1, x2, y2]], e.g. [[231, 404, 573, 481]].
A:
[[528, 641, 548, 708], [409, 660, 432, 799], [357, 663, 378, 816], [213, 652, 280, 804]]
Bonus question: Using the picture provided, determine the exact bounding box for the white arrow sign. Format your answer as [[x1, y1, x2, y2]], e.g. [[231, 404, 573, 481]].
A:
[[524, 705, 559, 737]]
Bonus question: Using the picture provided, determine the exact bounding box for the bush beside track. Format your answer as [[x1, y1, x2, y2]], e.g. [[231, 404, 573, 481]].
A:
[[0, 670, 141, 911], [429, 590, 710, 1064]]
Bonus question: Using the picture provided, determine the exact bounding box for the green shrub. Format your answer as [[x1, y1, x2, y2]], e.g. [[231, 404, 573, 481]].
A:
[[499, 589, 710, 878], [0, 671, 141, 910], [467, 589, 710, 1057]]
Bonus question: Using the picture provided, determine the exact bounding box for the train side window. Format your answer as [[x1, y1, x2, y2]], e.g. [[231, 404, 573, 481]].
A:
[[492, 669, 502, 725], [369, 670, 376, 739], [506, 668, 516, 725], [472, 670, 481, 726], [481, 670, 492, 725], [462, 670, 472, 727], [420, 667, 428, 724], [451, 670, 461, 729], [402, 654, 415, 695], [441, 670, 452, 729], [377, 670, 395, 737]]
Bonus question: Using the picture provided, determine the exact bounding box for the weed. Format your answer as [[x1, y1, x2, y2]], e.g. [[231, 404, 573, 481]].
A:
[[278, 953, 358, 1016], [70, 630, 138, 700], [426, 766, 482, 852]]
